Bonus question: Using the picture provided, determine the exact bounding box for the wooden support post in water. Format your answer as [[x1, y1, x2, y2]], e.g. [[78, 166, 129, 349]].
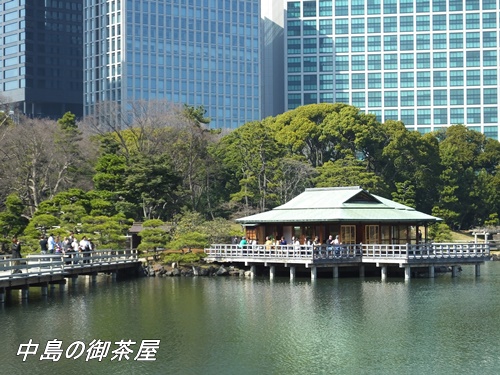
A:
[[429, 265, 435, 278], [290, 266, 296, 281], [333, 266, 339, 278], [475, 264, 481, 277], [112, 272, 117, 281], [0, 288, 5, 303], [359, 265, 365, 278], [269, 265, 275, 280], [451, 265, 458, 277], [41, 283, 48, 296], [21, 286, 29, 300], [381, 266, 387, 281], [250, 265, 256, 278], [404, 265, 411, 281], [311, 266, 317, 280]]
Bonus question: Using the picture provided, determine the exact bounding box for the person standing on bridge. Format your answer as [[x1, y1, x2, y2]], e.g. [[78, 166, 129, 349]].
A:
[[39, 235, 48, 255], [47, 234, 56, 254], [11, 237, 22, 274]]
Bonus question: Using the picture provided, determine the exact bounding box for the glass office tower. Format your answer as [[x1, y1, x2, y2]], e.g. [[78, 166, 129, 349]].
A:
[[284, 0, 500, 139], [0, 0, 83, 118], [84, 0, 261, 129]]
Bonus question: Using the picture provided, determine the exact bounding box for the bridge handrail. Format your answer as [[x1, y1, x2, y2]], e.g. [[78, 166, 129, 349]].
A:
[[205, 242, 490, 261], [0, 249, 138, 280]]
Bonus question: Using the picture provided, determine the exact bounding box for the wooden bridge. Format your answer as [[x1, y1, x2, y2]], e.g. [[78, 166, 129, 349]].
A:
[[204, 242, 490, 280], [0, 249, 141, 302]]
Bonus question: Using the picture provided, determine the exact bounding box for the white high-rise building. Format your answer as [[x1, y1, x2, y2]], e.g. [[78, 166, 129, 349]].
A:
[[281, 0, 499, 139]]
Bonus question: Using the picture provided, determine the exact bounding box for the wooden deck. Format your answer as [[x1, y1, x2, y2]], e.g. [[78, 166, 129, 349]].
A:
[[205, 243, 490, 279]]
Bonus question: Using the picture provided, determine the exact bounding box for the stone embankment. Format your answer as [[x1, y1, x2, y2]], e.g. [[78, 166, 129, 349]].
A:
[[141, 261, 250, 277]]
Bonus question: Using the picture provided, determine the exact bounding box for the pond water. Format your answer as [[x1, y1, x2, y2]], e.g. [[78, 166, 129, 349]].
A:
[[1, 262, 500, 374]]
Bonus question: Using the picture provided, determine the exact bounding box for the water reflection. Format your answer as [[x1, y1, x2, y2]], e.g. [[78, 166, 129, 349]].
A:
[[1, 264, 500, 374]]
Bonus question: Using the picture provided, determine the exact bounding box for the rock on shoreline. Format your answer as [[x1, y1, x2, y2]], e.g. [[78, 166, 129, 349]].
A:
[[141, 262, 246, 277]]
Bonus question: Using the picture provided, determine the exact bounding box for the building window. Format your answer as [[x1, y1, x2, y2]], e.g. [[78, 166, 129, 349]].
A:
[[417, 53, 430, 68], [335, 0, 348, 16], [434, 108, 448, 124], [483, 51, 497, 66], [341, 225, 356, 244], [384, 54, 398, 70], [432, 14, 447, 30], [449, 33, 463, 49], [351, 18, 365, 34], [484, 107, 498, 123], [466, 32, 480, 48], [466, 70, 480, 86], [417, 71, 430, 87], [450, 70, 464, 86], [384, 16, 397, 32], [400, 16, 413, 32], [484, 126, 498, 140], [416, 15, 430, 31], [367, 36, 381, 51], [433, 33, 447, 49], [351, 0, 365, 15], [384, 91, 398, 106], [320, 19, 333, 35], [384, 35, 398, 51], [335, 74, 349, 89], [401, 53, 414, 69], [450, 89, 464, 105], [401, 90, 414, 106], [483, 31, 497, 48], [483, 69, 497, 86], [482, 12, 497, 29], [400, 35, 414, 50], [466, 13, 480, 30], [383, 0, 397, 14], [467, 107, 481, 123], [417, 90, 431, 106], [417, 109, 431, 125], [450, 52, 463, 68], [368, 91, 382, 107], [429, 0, 444, 11], [401, 109, 415, 125], [467, 88, 481, 105], [351, 36, 365, 52], [384, 72, 398, 88], [367, 17, 381, 33], [449, 14, 463, 30], [416, 34, 430, 50], [352, 92, 365, 107], [365, 225, 379, 244], [368, 55, 381, 70], [287, 2, 301, 18], [303, 1, 317, 17], [483, 88, 498, 105], [352, 73, 365, 89], [433, 71, 447, 86], [368, 72, 381, 88], [466, 51, 480, 67], [351, 55, 365, 70], [335, 19, 349, 34], [434, 89, 448, 106]]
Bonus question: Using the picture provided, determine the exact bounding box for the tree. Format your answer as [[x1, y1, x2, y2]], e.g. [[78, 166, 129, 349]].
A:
[[137, 219, 170, 252], [0, 116, 90, 216], [313, 155, 389, 195]]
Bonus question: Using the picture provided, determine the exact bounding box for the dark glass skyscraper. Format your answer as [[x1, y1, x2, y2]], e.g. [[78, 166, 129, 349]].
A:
[[0, 0, 83, 118]]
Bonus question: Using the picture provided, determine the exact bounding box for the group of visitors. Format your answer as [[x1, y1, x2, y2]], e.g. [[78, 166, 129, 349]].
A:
[[39, 233, 94, 256]]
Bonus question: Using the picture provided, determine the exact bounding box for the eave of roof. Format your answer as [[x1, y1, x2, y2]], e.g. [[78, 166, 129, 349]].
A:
[[236, 187, 441, 224]]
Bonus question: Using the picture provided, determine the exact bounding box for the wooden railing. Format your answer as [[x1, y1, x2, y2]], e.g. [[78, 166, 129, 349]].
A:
[[0, 249, 138, 280], [205, 243, 490, 263]]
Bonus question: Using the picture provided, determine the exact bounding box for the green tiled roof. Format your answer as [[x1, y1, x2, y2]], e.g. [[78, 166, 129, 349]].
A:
[[236, 187, 441, 224]]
